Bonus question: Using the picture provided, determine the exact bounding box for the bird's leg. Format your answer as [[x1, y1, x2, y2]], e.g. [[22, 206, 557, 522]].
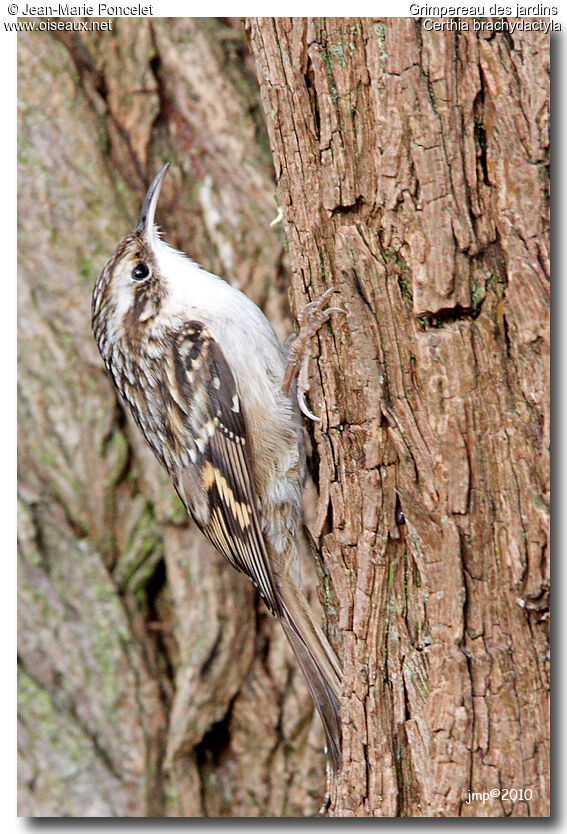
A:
[[281, 287, 346, 422]]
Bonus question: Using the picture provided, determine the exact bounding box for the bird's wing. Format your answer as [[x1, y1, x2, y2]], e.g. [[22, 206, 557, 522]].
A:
[[167, 320, 281, 616]]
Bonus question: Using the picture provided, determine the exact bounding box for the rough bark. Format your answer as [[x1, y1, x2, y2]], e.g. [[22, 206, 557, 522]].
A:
[[247, 17, 549, 817], [18, 18, 327, 817]]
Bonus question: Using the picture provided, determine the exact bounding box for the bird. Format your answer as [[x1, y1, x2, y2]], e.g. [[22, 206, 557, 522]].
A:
[[92, 163, 343, 772]]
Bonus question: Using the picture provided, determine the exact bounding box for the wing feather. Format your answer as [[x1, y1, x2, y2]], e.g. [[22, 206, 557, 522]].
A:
[[169, 320, 280, 616]]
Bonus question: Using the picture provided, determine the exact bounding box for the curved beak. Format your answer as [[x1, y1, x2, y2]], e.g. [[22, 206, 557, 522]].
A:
[[137, 162, 170, 242]]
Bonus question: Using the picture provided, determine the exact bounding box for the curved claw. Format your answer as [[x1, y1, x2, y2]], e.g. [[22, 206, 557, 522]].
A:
[[301, 299, 321, 312], [298, 287, 340, 317], [318, 286, 341, 299], [282, 286, 347, 420], [298, 388, 321, 422], [269, 206, 284, 227]]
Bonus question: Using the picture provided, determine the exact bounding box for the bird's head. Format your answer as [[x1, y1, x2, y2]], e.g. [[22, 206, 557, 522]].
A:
[[92, 163, 171, 352]]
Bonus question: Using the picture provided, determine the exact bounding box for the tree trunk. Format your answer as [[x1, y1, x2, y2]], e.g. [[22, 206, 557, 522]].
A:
[[246, 17, 549, 817], [17, 17, 549, 818]]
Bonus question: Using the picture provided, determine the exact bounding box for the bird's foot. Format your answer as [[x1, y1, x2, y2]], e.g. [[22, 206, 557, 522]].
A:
[[281, 287, 346, 422]]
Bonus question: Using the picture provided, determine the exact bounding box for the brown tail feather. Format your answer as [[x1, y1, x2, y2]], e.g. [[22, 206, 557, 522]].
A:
[[279, 582, 342, 772]]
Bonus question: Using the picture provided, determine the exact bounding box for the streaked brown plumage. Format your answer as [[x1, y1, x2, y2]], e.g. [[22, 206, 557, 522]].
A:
[[92, 164, 342, 771]]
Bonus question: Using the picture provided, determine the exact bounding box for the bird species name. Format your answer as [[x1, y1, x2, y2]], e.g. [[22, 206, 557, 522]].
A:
[[422, 16, 559, 30], [409, 3, 558, 13]]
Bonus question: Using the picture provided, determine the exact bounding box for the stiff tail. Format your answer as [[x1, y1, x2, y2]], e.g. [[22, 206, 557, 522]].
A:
[[279, 582, 342, 772]]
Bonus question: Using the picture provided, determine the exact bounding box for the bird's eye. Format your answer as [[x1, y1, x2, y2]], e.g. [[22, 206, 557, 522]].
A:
[[131, 262, 150, 282]]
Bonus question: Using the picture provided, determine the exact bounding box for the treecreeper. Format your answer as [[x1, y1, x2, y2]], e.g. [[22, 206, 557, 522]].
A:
[[91, 163, 345, 772]]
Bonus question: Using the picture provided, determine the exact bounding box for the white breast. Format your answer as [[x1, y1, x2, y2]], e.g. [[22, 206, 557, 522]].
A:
[[154, 236, 306, 529]]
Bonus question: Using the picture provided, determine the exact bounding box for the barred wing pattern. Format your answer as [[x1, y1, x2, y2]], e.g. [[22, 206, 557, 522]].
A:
[[170, 321, 280, 617]]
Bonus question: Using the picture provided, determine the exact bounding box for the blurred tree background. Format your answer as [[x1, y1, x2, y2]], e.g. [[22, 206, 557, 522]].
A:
[[18, 17, 549, 817], [18, 17, 328, 816]]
